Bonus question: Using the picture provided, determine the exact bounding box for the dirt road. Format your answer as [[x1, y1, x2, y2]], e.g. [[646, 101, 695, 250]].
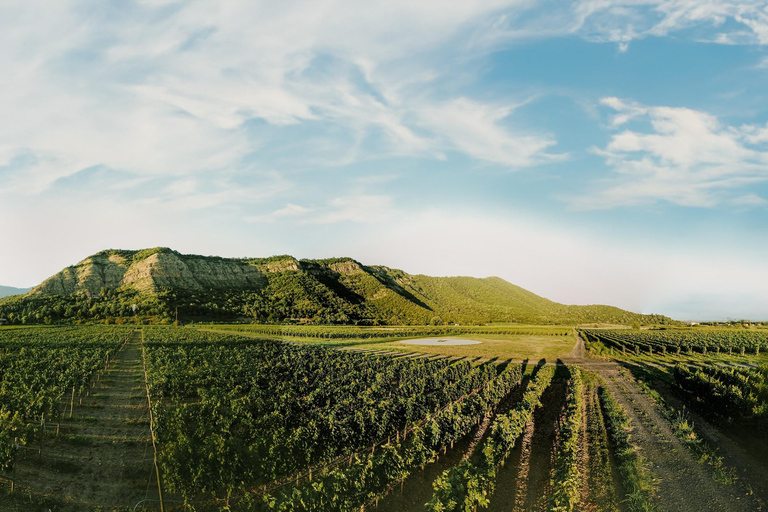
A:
[[569, 335, 763, 511]]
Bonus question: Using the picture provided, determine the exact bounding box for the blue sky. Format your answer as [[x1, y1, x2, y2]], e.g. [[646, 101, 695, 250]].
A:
[[2, 0, 768, 320]]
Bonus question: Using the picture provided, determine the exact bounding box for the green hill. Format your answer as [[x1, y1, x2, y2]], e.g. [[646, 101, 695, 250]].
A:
[[0, 247, 673, 325]]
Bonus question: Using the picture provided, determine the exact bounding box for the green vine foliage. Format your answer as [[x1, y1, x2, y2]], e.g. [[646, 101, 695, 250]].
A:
[[426, 365, 555, 512]]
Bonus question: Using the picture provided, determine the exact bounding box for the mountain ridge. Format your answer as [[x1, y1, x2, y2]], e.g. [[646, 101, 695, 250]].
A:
[[0, 285, 33, 299], [0, 247, 674, 325]]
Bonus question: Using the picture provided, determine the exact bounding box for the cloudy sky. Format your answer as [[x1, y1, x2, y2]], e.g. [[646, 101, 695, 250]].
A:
[[2, 0, 768, 320]]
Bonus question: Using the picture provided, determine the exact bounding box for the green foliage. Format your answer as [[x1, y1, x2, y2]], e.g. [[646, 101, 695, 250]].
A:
[[548, 367, 584, 512], [669, 411, 735, 484], [1, 249, 674, 326], [0, 325, 130, 473], [261, 360, 524, 511], [599, 387, 656, 512], [583, 328, 767, 355], [426, 365, 555, 512], [673, 364, 767, 419], [218, 323, 573, 339], [143, 327, 520, 505]]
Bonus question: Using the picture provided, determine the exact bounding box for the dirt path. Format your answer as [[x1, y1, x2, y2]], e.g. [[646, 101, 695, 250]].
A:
[[566, 333, 586, 360], [596, 364, 762, 511], [561, 334, 763, 511], [10, 331, 160, 511], [652, 378, 768, 505]]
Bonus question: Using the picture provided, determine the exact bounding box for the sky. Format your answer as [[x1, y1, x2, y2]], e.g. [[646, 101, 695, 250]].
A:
[[1, 0, 768, 321]]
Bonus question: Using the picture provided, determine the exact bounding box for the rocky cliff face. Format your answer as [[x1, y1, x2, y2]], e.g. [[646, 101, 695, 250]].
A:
[[33, 253, 131, 296], [31, 248, 266, 296]]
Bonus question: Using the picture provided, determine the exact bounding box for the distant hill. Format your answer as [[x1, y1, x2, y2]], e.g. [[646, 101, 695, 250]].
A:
[[0, 247, 674, 325], [0, 285, 32, 299]]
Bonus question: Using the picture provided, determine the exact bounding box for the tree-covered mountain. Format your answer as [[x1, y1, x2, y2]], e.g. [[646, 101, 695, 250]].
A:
[[0, 285, 32, 299], [0, 247, 674, 326]]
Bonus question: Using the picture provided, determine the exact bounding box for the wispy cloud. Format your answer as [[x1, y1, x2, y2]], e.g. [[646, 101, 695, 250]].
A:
[[476, 0, 768, 50], [0, 0, 556, 201], [249, 194, 395, 225], [415, 97, 562, 167], [571, 98, 768, 209], [246, 203, 313, 223]]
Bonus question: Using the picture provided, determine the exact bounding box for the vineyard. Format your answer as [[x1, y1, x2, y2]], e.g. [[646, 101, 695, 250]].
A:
[[673, 363, 768, 419], [582, 328, 768, 355], [0, 324, 766, 510], [0, 326, 131, 477], [138, 328, 659, 511], [212, 324, 574, 340]]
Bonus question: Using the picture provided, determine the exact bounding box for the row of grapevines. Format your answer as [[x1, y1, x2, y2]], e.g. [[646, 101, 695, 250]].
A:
[[673, 364, 768, 418], [599, 387, 656, 511], [0, 326, 131, 472], [215, 323, 572, 339], [259, 362, 525, 511], [143, 327, 505, 503], [426, 364, 556, 512], [548, 366, 584, 511], [583, 329, 767, 355], [697, 364, 765, 396]]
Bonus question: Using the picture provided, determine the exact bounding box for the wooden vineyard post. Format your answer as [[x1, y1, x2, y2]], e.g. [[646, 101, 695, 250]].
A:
[[39, 413, 44, 458], [70, 386, 75, 418]]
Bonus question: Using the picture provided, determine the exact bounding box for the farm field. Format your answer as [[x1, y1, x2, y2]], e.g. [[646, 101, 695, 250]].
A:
[[0, 324, 766, 510], [204, 324, 577, 362]]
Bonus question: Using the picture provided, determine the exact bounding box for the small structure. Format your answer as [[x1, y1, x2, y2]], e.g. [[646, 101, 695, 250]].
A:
[[0, 318, 7, 325]]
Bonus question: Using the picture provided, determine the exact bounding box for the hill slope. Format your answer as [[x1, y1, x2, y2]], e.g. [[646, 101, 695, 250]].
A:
[[0, 248, 673, 325]]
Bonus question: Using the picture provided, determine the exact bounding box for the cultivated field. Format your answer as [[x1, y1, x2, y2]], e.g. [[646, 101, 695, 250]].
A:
[[0, 324, 766, 511]]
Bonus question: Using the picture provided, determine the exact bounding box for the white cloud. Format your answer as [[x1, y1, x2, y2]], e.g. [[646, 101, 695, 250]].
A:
[[247, 195, 395, 225], [246, 203, 313, 223], [415, 97, 562, 167], [572, 98, 768, 209], [0, 0, 560, 199], [5, 0, 763, 199]]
